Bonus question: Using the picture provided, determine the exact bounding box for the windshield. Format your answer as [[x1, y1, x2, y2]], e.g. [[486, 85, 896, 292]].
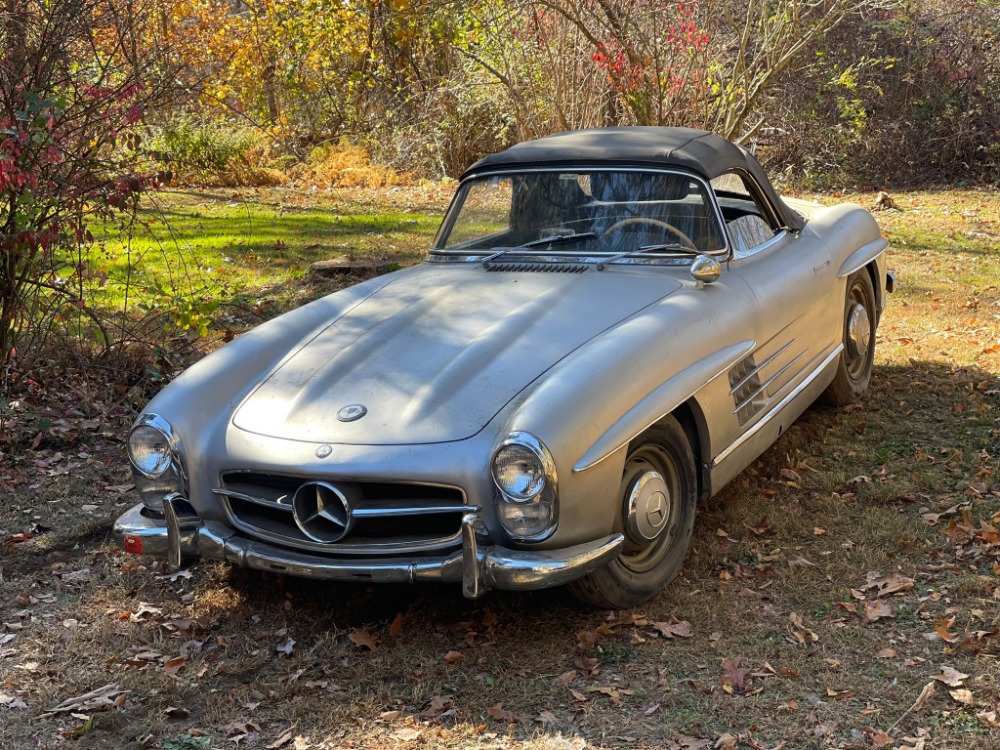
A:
[[433, 170, 726, 256]]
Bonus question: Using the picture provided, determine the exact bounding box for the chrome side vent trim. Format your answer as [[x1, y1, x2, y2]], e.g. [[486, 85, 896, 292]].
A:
[[729, 355, 765, 426], [730, 339, 808, 426]]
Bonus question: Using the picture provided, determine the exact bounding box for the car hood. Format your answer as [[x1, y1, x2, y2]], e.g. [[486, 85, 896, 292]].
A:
[[232, 267, 681, 445]]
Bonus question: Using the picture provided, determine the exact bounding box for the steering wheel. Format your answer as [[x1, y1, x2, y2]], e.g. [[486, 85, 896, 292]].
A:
[[602, 217, 697, 251]]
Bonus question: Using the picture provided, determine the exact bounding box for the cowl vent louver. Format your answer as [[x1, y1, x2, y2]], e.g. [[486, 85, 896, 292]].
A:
[[484, 262, 588, 273]]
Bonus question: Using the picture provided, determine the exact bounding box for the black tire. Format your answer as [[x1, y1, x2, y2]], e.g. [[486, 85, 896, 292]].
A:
[[567, 417, 697, 609], [822, 269, 877, 406]]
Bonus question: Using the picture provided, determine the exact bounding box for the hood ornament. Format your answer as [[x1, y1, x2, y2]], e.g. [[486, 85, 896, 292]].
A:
[[337, 404, 367, 422]]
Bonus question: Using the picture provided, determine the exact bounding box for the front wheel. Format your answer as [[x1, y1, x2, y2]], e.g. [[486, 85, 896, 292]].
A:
[[822, 270, 877, 406], [568, 417, 697, 609]]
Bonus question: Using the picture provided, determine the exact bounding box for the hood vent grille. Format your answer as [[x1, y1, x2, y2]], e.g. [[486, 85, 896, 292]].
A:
[[485, 262, 588, 273]]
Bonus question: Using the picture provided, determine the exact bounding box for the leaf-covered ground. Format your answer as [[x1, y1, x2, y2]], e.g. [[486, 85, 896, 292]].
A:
[[1, 189, 999, 750]]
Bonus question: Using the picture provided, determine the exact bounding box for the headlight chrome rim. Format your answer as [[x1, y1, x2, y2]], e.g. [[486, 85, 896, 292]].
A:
[[491, 431, 558, 542], [127, 413, 180, 480]]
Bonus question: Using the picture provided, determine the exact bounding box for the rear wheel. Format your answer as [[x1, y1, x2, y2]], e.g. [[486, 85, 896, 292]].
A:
[[568, 417, 697, 609], [822, 270, 877, 406]]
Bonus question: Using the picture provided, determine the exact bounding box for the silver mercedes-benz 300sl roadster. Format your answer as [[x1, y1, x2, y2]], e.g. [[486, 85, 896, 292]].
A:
[[115, 127, 893, 608]]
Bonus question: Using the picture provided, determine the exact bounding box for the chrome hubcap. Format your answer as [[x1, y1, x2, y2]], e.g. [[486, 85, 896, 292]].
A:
[[847, 302, 871, 360], [624, 470, 672, 543]]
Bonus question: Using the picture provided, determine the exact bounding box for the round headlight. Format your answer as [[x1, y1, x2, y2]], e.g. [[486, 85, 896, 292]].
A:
[[128, 423, 172, 478], [492, 443, 545, 500]]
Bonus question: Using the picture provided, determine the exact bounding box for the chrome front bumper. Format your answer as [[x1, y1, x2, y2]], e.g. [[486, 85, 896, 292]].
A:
[[114, 498, 624, 599]]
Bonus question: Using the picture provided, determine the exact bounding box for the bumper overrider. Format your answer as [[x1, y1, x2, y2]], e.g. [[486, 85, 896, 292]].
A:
[[114, 495, 625, 599]]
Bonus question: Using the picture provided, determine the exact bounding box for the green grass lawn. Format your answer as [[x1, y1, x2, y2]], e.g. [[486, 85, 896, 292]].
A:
[[85, 187, 446, 316]]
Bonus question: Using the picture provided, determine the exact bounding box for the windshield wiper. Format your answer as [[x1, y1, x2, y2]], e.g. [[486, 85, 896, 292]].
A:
[[519, 231, 596, 249], [481, 232, 597, 267], [596, 242, 699, 271]]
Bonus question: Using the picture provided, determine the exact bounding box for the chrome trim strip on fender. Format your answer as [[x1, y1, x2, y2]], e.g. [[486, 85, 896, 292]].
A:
[[573, 339, 756, 473], [732, 349, 805, 414], [729, 339, 795, 395], [837, 238, 889, 278], [712, 344, 844, 467]]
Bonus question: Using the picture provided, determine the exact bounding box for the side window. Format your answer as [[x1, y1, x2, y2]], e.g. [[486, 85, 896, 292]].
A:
[[710, 172, 778, 257]]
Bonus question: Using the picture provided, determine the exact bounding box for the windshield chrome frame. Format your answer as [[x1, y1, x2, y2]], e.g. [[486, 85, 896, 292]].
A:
[[428, 166, 732, 265]]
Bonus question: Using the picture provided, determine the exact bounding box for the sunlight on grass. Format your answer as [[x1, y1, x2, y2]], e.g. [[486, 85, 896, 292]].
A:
[[86, 188, 445, 314]]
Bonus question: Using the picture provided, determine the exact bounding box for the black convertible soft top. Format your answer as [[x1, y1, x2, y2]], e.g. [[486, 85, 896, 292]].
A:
[[463, 127, 804, 232]]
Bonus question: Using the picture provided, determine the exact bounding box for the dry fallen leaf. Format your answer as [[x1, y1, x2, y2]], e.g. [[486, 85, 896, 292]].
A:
[[388, 613, 403, 636], [391, 727, 421, 741], [348, 630, 380, 651], [487, 703, 516, 722], [876, 647, 897, 659], [911, 681, 936, 712], [652, 619, 693, 639], [949, 688, 975, 705], [863, 599, 894, 623], [266, 725, 298, 749], [442, 650, 463, 664], [669, 736, 712, 750], [976, 708, 998, 727], [865, 572, 916, 597], [826, 687, 855, 700], [934, 666, 970, 688], [576, 629, 601, 650], [933, 617, 960, 643], [719, 656, 750, 694], [861, 727, 894, 748]]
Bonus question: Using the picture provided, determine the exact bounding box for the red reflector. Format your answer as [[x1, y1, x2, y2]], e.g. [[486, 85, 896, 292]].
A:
[[124, 535, 143, 555]]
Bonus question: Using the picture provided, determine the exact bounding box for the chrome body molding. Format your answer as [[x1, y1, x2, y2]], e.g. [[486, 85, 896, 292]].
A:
[[426, 251, 697, 268], [114, 499, 625, 598], [731, 348, 805, 414], [431, 165, 732, 261], [712, 344, 843, 467], [729, 229, 787, 260]]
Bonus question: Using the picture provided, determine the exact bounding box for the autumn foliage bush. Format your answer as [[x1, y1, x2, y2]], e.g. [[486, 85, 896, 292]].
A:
[[151, 115, 288, 187], [0, 0, 166, 378], [298, 141, 413, 188]]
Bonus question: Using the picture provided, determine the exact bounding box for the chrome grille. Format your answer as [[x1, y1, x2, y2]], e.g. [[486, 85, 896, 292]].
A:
[[215, 472, 468, 555]]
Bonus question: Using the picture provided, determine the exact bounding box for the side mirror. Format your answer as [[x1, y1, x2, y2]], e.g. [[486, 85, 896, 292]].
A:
[[690, 255, 722, 284]]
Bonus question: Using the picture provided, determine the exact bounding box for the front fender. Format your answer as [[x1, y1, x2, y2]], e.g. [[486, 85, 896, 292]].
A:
[[572, 339, 753, 472], [494, 275, 757, 546]]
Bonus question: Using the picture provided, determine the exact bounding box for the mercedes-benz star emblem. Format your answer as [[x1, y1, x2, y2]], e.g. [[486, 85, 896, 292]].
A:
[[315, 444, 333, 459], [337, 404, 367, 422], [291, 481, 353, 543]]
